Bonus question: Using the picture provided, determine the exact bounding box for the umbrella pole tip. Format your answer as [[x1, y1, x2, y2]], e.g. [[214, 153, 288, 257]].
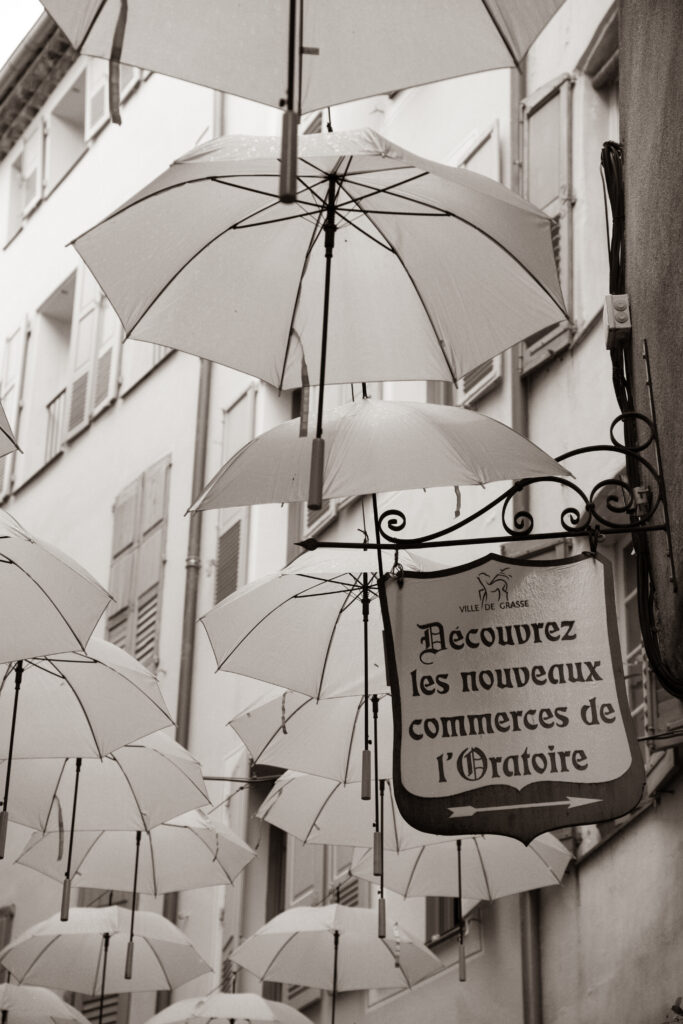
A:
[[378, 897, 386, 938], [307, 436, 325, 511], [0, 810, 8, 859], [124, 939, 134, 980], [60, 878, 71, 922]]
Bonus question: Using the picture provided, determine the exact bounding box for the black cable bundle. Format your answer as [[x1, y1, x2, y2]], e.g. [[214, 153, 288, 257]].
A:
[[601, 141, 683, 699]]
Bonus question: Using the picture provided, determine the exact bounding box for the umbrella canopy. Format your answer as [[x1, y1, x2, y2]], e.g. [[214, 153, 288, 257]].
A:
[[229, 691, 393, 783], [0, 638, 173, 759], [193, 398, 570, 510], [0, 907, 210, 994], [0, 982, 88, 1023], [41, 1, 565, 115], [73, 129, 566, 394], [201, 568, 388, 699], [145, 992, 312, 1024], [0, 731, 209, 833], [17, 808, 255, 895], [231, 903, 442, 993], [257, 772, 435, 851], [351, 832, 572, 901], [0, 510, 110, 663], [0, 401, 19, 461]]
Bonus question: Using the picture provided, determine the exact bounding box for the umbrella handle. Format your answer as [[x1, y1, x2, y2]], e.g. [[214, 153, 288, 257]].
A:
[[0, 660, 23, 859], [330, 929, 339, 1024], [280, 110, 299, 203], [61, 757, 83, 921], [308, 437, 325, 510], [124, 830, 142, 980], [99, 933, 110, 1024]]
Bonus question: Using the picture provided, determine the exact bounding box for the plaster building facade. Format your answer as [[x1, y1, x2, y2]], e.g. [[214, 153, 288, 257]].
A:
[[0, 2, 681, 1023]]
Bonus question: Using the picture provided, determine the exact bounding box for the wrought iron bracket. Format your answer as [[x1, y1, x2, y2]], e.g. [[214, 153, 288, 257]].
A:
[[300, 342, 676, 590]]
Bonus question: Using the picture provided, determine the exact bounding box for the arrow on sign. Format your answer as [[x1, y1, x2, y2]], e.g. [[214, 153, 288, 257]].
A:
[[448, 796, 602, 818]]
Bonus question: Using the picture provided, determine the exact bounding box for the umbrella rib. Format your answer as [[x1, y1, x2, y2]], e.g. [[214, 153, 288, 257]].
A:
[[146, 938, 174, 990], [111, 751, 154, 829], [256, 930, 300, 983], [342, 698, 365, 783], [314, 589, 358, 701], [405, 847, 426, 894], [473, 838, 494, 901], [5, 559, 92, 653], [44, 758, 69, 831], [251, 696, 312, 762], [333, 210, 395, 252], [79, 0, 108, 48], [333, 169, 429, 209], [40, 667, 106, 758], [15, 932, 62, 984], [147, 829, 159, 896], [480, 0, 519, 66], [335, 180, 459, 384], [302, 780, 341, 844]]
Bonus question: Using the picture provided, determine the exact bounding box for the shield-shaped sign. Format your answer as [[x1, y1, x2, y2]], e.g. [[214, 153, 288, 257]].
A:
[[379, 552, 645, 843]]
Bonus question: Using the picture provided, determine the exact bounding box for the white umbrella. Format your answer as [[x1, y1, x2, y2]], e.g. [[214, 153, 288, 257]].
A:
[[145, 992, 313, 1024], [0, 639, 173, 859], [0, 732, 209, 921], [0, 401, 19, 461], [229, 691, 393, 784], [0, 983, 89, 1024], [0, 907, 211, 1001], [231, 904, 442, 1023], [0, 510, 110, 663], [193, 397, 570, 511], [40, 0, 565, 196]]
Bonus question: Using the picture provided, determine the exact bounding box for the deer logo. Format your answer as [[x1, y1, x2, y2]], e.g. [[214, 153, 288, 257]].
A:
[[477, 568, 512, 604]]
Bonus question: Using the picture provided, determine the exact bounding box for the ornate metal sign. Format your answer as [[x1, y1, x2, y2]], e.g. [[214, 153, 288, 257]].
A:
[[379, 552, 645, 842]]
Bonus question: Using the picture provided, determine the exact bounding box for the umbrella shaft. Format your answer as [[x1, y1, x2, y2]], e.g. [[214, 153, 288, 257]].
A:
[[315, 177, 337, 439], [1, 662, 23, 820], [331, 929, 339, 1024], [99, 933, 110, 1024], [62, 757, 83, 920]]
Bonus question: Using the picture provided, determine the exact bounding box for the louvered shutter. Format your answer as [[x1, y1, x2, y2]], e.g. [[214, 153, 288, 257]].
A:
[[133, 458, 170, 669], [66, 271, 100, 437], [0, 321, 28, 496], [107, 477, 141, 654], [21, 122, 43, 214], [86, 58, 109, 138], [77, 994, 121, 1023], [215, 520, 242, 603], [0, 906, 14, 982], [91, 298, 121, 414], [327, 845, 359, 908]]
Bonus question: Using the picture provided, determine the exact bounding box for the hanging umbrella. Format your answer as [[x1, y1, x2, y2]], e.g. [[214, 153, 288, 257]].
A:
[[0, 983, 89, 1024], [229, 691, 393, 784], [231, 903, 442, 1023], [72, 128, 566, 501], [351, 832, 572, 901], [0, 731, 209, 922], [145, 992, 313, 1024], [257, 771, 435, 851], [192, 397, 570, 511], [40, 0, 565, 196], [0, 638, 173, 859], [0, 907, 211, 999], [0, 401, 19, 461], [0, 509, 110, 663]]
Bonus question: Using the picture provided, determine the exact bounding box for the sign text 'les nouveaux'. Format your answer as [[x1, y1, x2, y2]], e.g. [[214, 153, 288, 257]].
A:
[[380, 553, 645, 842]]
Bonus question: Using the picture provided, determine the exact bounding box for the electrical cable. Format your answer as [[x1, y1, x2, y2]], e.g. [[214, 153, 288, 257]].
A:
[[601, 141, 683, 698]]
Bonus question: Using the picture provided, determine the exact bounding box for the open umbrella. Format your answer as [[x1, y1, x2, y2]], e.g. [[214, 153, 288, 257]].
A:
[[0, 401, 19, 461], [40, 0, 565, 196], [0, 510, 110, 663], [0, 983, 89, 1024], [231, 903, 442, 1024], [0, 908, 211, 1014], [0, 638, 173, 859], [145, 992, 313, 1024], [0, 731, 209, 923], [73, 129, 566, 500], [192, 397, 570, 511]]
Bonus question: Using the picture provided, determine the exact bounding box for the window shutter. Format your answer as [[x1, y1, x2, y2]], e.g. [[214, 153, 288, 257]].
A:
[[91, 298, 121, 413], [520, 75, 573, 373], [0, 906, 14, 981], [66, 272, 100, 437], [215, 520, 242, 603], [21, 122, 44, 215], [327, 845, 360, 908], [0, 321, 28, 496], [133, 458, 169, 669], [644, 655, 683, 753], [107, 476, 141, 654], [284, 837, 324, 1009], [76, 994, 121, 1024]]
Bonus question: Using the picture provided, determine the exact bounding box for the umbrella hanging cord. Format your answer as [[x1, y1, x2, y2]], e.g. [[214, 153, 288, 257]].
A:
[[125, 830, 142, 980], [0, 660, 23, 854], [98, 932, 111, 1024]]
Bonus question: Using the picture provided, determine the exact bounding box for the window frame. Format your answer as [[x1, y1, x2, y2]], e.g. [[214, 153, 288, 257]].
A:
[[520, 74, 575, 374]]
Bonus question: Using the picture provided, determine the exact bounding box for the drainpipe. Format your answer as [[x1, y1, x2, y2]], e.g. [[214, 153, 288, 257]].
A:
[[155, 355, 212, 1015], [520, 891, 543, 1024]]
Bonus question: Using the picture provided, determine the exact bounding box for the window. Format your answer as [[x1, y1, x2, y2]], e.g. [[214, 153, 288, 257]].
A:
[[86, 58, 141, 140], [6, 120, 44, 241], [106, 456, 171, 670], [426, 898, 482, 953], [0, 320, 29, 497], [520, 75, 574, 372], [214, 390, 255, 603], [0, 905, 14, 981], [120, 336, 171, 395], [65, 269, 121, 439], [46, 71, 87, 192]]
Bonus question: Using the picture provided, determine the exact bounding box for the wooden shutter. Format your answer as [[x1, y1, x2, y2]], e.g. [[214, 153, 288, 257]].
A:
[[21, 121, 44, 215], [0, 906, 14, 982], [66, 271, 100, 437], [520, 75, 573, 372], [86, 58, 109, 138], [91, 298, 121, 414], [0, 321, 28, 496], [107, 476, 141, 654], [76, 994, 122, 1023], [327, 845, 359, 908], [215, 520, 242, 603], [284, 837, 324, 1009]]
